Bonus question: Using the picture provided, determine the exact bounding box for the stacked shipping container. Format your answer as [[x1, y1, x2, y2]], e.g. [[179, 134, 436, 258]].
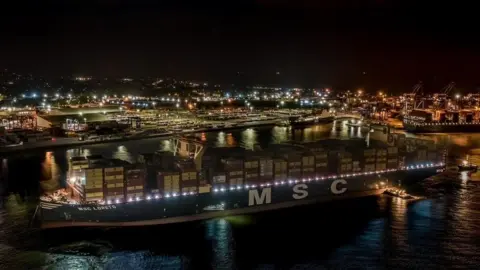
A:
[[273, 158, 287, 182], [66, 137, 444, 200], [375, 148, 387, 171], [244, 158, 260, 185], [301, 154, 315, 178], [223, 158, 244, 186], [104, 167, 124, 201], [157, 171, 181, 195], [259, 157, 274, 183], [387, 147, 399, 169], [125, 168, 145, 200], [363, 149, 376, 172], [84, 168, 103, 202]]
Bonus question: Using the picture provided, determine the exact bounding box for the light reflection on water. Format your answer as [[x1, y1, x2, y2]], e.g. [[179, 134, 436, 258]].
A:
[[112, 145, 134, 163], [205, 218, 235, 270]]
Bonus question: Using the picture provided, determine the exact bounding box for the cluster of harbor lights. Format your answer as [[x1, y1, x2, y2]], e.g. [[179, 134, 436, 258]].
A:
[[95, 161, 445, 206], [406, 121, 480, 126]]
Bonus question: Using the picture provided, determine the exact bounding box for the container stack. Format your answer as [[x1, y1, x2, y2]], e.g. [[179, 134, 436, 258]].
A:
[[222, 157, 244, 186], [273, 158, 287, 182], [211, 171, 227, 187], [416, 146, 428, 162], [375, 148, 387, 171], [84, 168, 104, 202], [363, 148, 376, 172], [244, 158, 260, 185], [125, 168, 146, 200], [286, 154, 302, 179], [258, 157, 274, 183], [338, 151, 353, 174], [177, 160, 198, 193], [387, 146, 399, 169], [301, 153, 315, 178], [313, 150, 328, 175], [104, 167, 125, 202], [157, 171, 180, 195]]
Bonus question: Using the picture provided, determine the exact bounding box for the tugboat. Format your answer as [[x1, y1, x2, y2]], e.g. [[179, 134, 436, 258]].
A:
[[458, 156, 478, 172], [383, 188, 418, 200]]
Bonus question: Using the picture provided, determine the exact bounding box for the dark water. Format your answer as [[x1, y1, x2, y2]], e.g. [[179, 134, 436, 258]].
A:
[[1, 121, 480, 269]]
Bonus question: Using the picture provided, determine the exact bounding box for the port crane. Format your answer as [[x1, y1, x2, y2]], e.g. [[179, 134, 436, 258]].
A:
[[402, 82, 423, 115], [433, 82, 455, 109]]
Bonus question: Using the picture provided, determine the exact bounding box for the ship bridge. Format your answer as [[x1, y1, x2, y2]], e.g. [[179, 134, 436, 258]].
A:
[[171, 135, 206, 170]]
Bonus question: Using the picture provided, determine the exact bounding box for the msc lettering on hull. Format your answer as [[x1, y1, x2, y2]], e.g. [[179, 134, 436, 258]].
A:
[[292, 183, 308, 200], [331, 179, 347, 194], [77, 205, 117, 211], [248, 180, 348, 206], [249, 188, 272, 206]]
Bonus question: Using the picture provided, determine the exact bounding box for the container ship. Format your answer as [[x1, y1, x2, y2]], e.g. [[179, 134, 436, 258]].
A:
[[403, 109, 480, 133], [36, 134, 445, 228]]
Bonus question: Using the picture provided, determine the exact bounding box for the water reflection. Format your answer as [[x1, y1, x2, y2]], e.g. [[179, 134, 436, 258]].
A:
[[271, 126, 289, 144], [205, 219, 235, 269], [66, 148, 91, 160], [240, 128, 257, 150], [216, 131, 226, 147], [112, 145, 134, 163], [160, 140, 173, 152], [226, 133, 236, 147], [40, 152, 61, 192]]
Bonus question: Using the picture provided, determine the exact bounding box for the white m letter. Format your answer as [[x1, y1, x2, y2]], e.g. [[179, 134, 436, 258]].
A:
[[248, 188, 272, 206]]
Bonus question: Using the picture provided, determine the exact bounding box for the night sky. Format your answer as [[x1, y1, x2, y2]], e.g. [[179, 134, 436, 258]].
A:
[[1, 1, 480, 93]]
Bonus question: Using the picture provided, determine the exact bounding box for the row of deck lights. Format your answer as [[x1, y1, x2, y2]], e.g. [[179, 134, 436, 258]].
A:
[[102, 162, 444, 205], [211, 162, 443, 192], [106, 191, 198, 205]]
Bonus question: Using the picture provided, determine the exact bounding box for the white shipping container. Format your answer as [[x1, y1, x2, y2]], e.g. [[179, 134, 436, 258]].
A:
[[213, 175, 226, 183]]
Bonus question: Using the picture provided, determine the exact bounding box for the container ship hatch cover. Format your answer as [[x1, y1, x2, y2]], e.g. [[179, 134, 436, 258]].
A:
[[36, 135, 446, 228]]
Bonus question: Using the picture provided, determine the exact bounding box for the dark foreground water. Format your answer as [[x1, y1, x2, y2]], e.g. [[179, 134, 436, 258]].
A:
[[1, 122, 479, 269]]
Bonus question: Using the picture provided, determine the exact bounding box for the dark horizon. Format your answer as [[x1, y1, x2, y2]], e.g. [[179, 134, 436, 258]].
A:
[[2, 1, 480, 92]]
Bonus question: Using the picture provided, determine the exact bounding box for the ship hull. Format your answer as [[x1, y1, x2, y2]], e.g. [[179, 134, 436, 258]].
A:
[[403, 122, 480, 133], [38, 168, 440, 228]]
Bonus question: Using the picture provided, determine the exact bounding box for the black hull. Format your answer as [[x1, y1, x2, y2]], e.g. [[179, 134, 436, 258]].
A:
[[38, 166, 441, 228], [403, 122, 480, 133]]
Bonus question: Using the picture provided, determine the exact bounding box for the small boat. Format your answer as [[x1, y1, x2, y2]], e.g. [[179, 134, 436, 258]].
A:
[[458, 156, 478, 172], [345, 120, 369, 129], [383, 188, 417, 200]]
